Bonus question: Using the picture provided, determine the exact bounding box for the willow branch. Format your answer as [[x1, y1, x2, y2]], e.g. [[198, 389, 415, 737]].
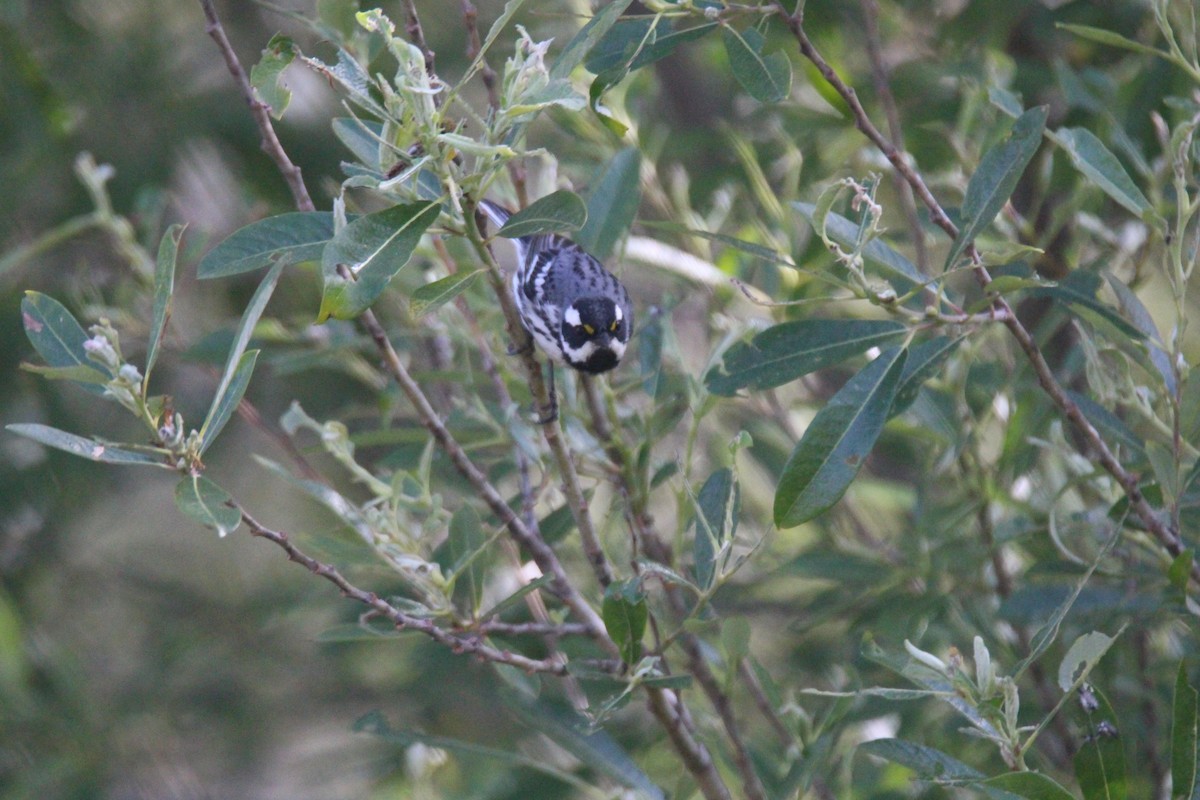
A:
[[197, 0, 314, 213], [239, 507, 569, 675], [776, 2, 1196, 585], [401, 0, 436, 78]]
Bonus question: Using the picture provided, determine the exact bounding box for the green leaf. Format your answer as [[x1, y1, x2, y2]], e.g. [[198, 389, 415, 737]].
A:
[[20, 363, 111, 386], [480, 574, 556, 620], [20, 292, 106, 395], [550, 0, 633, 80], [774, 348, 907, 528], [146, 224, 183, 383], [1031, 276, 1146, 343], [602, 579, 647, 665], [1173, 662, 1198, 800], [722, 27, 792, 104], [250, 33, 297, 119], [199, 262, 283, 451], [891, 336, 961, 417], [792, 202, 924, 285], [692, 467, 740, 589], [332, 117, 384, 170], [319, 201, 440, 321], [706, 319, 907, 396], [197, 212, 335, 278], [585, 18, 716, 75], [1057, 127, 1153, 217], [858, 738, 985, 781], [5, 423, 169, 468], [1058, 631, 1118, 691], [1074, 685, 1128, 800], [198, 350, 259, 455], [945, 106, 1048, 271], [409, 269, 484, 318], [1064, 390, 1146, 462], [1056, 23, 1168, 59], [576, 148, 641, 261], [982, 772, 1077, 800], [496, 190, 587, 238], [1104, 273, 1175, 394], [174, 475, 242, 537], [301, 48, 388, 118], [446, 506, 488, 609]]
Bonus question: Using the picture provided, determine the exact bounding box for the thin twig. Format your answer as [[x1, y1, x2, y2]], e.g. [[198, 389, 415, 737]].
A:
[[354, 298, 615, 648], [239, 507, 570, 675], [197, 0, 314, 213], [401, 0, 436, 78], [775, 1, 1197, 586], [860, 0, 927, 273]]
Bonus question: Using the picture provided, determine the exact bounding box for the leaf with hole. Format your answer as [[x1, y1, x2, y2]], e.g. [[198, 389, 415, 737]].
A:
[[774, 347, 907, 528], [250, 33, 297, 119]]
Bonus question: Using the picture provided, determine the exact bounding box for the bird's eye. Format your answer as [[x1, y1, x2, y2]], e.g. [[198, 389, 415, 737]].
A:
[[609, 320, 618, 332], [583, 324, 595, 335]]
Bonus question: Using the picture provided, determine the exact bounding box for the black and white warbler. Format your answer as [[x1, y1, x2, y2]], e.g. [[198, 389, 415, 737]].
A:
[[480, 199, 633, 375]]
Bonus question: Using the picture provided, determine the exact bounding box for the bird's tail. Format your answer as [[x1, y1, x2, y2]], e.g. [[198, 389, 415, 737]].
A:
[[477, 199, 512, 232]]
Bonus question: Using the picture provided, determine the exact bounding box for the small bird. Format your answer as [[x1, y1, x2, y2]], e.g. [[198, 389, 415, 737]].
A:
[[479, 199, 633, 376]]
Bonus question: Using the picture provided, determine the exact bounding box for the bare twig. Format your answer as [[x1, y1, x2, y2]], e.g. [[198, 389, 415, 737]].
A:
[[401, 0, 436, 78], [860, 0, 928, 273], [775, 1, 1197, 586], [197, 0, 314, 213], [462, 0, 499, 111], [239, 507, 570, 675]]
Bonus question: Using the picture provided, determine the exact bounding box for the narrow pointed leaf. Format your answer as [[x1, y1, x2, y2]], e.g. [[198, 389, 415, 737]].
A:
[[982, 772, 1077, 800], [301, 48, 387, 118], [198, 350, 260, 454], [585, 17, 715, 75], [550, 0, 633, 79], [409, 269, 485, 318], [198, 212, 335, 278], [707, 319, 906, 396], [20, 363, 111, 386], [693, 467, 739, 589], [199, 262, 283, 449], [1172, 662, 1198, 800], [6, 423, 170, 468], [891, 336, 962, 417], [146, 224, 183, 381], [496, 190, 587, 238], [332, 117, 385, 170], [174, 475, 242, 537], [602, 580, 647, 665], [722, 27, 791, 104], [945, 106, 1048, 271], [793, 202, 924, 284], [774, 347, 907, 528], [1057, 127, 1152, 217], [858, 738, 985, 781], [576, 148, 641, 261], [1058, 631, 1118, 691], [319, 201, 440, 320], [1056, 23, 1168, 58], [20, 292, 105, 395], [1104, 273, 1175, 394]]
